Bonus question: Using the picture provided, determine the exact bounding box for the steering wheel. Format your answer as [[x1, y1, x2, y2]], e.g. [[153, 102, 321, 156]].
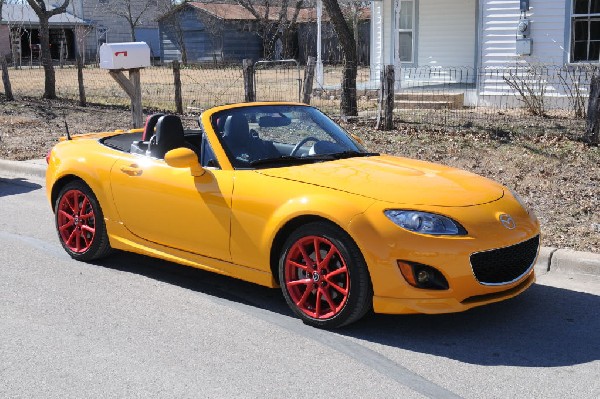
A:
[[290, 137, 320, 156]]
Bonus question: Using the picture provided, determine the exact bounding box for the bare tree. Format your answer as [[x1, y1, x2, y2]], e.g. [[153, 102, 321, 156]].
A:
[[161, 7, 190, 65], [236, 0, 304, 60], [104, 0, 157, 42], [322, 0, 357, 116], [27, 0, 70, 99]]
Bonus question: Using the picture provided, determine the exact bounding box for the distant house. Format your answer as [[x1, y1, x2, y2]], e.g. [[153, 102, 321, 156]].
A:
[[158, 2, 263, 63], [370, 0, 598, 105], [1, 1, 169, 62], [157, 2, 371, 64], [79, 0, 171, 60], [0, 4, 88, 62]]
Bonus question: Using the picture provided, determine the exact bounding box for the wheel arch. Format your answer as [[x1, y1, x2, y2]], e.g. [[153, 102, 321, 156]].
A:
[[269, 215, 367, 285], [50, 174, 86, 210]]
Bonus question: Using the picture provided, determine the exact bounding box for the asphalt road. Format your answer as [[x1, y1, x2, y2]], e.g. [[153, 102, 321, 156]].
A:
[[1, 174, 599, 399]]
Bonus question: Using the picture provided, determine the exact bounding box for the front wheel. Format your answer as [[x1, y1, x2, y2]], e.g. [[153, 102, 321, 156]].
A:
[[279, 222, 372, 328], [54, 181, 112, 261]]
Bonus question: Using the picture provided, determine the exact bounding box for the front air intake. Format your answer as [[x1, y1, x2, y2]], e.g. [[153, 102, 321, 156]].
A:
[[470, 235, 540, 285]]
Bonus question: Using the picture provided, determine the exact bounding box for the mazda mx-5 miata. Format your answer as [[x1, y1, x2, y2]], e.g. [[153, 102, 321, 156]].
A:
[[46, 102, 540, 328]]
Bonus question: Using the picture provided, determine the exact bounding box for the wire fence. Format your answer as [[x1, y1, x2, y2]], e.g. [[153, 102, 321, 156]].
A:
[[1, 61, 598, 138]]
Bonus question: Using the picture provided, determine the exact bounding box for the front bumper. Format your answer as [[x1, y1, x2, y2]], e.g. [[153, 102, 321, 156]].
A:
[[347, 194, 540, 315], [373, 270, 535, 314]]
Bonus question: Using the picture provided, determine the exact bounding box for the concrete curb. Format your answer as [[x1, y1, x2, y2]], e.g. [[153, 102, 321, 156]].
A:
[[0, 158, 46, 179], [1, 158, 599, 277]]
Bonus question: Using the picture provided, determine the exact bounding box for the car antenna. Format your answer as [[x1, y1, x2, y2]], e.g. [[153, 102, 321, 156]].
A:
[[63, 111, 72, 140]]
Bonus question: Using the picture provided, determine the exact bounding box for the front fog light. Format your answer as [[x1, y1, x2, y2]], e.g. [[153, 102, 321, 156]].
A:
[[397, 261, 449, 290], [384, 210, 466, 235]]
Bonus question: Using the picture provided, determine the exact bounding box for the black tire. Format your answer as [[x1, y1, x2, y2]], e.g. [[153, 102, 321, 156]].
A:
[[279, 221, 373, 329], [54, 180, 112, 261]]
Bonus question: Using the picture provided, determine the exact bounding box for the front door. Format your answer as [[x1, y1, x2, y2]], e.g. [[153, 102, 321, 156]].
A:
[[110, 155, 233, 261]]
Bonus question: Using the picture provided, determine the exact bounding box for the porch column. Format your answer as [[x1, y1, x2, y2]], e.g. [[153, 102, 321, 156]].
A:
[[370, 0, 384, 82], [316, 0, 323, 87]]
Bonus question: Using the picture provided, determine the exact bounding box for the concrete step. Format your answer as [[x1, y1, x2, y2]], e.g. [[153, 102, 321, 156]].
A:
[[394, 92, 464, 108], [394, 100, 454, 110]]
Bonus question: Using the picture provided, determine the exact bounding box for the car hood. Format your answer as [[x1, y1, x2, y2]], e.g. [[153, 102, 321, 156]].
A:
[[256, 155, 505, 207]]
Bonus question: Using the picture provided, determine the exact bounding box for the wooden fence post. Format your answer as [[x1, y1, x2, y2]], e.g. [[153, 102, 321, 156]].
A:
[[243, 58, 256, 102], [1, 54, 14, 101], [76, 54, 86, 107], [376, 65, 395, 130], [586, 74, 600, 145], [109, 69, 144, 128], [173, 60, 183, 114], [302, 56, 316, 104]]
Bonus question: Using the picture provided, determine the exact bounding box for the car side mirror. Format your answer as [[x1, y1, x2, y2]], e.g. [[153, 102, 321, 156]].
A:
[[164, 147, 205, 177]]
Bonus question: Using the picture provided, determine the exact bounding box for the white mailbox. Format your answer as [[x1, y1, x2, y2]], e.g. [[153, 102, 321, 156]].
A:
[[99, 42, 151, 70]]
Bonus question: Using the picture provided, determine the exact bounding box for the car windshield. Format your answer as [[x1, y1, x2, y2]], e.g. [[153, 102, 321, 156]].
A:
[[210, 105, 374, 169]]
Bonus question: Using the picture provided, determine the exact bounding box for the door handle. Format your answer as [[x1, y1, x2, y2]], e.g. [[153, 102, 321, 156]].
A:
[[120, 165, 143, 176]]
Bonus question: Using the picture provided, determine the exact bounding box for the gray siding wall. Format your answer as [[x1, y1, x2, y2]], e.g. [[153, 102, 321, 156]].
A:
[[82, 0, 170, 59], [160, 7, 262, 63]]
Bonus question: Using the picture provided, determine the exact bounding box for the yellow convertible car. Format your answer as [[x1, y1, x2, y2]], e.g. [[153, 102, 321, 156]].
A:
[[46, 102, 540, 328]]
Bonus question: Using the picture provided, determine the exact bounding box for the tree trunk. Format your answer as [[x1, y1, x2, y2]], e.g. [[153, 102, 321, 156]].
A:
[[322, 0, 358, 117], [129, 22, 137, 42], [585, 75, 600, 145], [77, 54, 86, 107], [1, 54, 15, 101], [39, 16, 57, 99], [173, 60, 183, 114]]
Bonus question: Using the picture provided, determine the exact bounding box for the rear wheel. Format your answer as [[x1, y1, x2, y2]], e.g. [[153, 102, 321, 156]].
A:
[[279, 222, 372, 328], [55, 181, 112, 261]]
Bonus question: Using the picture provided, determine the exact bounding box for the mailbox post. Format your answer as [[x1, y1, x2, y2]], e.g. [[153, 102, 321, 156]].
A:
[[99, 42, 151, 128]]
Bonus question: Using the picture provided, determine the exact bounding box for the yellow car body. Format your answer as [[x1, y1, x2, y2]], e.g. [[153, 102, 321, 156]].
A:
[[46, 102, 540, 328]]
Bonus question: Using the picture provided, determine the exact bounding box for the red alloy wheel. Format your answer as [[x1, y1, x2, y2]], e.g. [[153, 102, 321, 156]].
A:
[[56, 189, 96, 253], [284, 235, 350, 319]]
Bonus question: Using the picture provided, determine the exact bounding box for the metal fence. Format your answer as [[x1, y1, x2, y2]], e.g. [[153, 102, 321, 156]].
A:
[[1, 62, 597, 137]]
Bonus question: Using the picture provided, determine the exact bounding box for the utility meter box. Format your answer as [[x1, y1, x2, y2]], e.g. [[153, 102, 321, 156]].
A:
[[99, 42, 150, 70], [516, 38, 532, 56]]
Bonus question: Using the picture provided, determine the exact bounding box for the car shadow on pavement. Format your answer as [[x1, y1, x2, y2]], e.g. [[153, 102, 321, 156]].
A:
[[340, 283, 600, 368], [0, 177, 43, 198], [94, 250, 599, 369]]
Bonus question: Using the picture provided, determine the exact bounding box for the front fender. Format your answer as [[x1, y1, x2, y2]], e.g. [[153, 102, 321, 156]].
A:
[[229, 172, 374, 272]]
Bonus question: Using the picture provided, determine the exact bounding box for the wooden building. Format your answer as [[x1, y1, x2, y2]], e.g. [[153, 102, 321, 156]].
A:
[[157, 2, 371, 64]]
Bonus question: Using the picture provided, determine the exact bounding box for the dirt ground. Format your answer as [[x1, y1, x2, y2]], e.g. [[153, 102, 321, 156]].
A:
[[0, 96, 598, 253]]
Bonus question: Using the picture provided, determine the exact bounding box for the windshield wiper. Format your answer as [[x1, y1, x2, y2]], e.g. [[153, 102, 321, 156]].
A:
[[250, 155, 334, 167], [329, 150, 380, 159]]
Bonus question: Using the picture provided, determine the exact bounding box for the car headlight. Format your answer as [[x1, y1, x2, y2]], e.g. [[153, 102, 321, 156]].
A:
[[384, 210, 466, 235]]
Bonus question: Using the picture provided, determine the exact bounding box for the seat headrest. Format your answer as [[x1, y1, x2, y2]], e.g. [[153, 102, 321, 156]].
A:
[[143, 113, 165, 141], [152, 115, 185, 159], [223, 114, 250, 143]]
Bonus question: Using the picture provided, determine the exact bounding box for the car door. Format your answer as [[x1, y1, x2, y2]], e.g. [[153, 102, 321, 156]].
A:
[[109, 154, 233, 261]]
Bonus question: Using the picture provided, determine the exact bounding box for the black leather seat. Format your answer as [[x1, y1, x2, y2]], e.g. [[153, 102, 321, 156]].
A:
[[223, 114, 279, 163], [223, 114, 252, 159], [143, 113, 165, 141], [149, 115, 186, 159]]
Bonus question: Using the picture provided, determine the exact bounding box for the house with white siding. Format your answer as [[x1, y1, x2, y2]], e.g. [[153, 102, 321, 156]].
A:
[[370, 0, 599, 106]]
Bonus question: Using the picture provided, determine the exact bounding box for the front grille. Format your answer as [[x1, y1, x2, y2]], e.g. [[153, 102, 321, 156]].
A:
[[470, 235, 540, 285]]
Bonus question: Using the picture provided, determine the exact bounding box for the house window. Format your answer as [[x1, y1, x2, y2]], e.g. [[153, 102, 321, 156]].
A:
[[571, 0, 600, 62], [397, 0, 415, 63]]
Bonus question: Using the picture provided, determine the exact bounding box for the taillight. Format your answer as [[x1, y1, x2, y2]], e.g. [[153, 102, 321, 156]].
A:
[[45, 149, 52, 164]]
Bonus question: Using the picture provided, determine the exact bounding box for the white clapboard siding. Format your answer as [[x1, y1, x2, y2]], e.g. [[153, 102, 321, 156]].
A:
[[418, 0, 477, 68], [480, 0, 567, 97]]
